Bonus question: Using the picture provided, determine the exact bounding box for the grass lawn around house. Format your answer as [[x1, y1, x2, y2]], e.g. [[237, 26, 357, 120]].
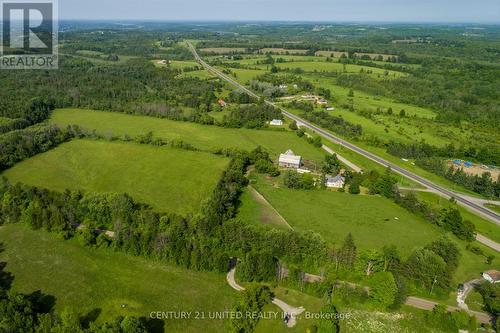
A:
[[2, 139, 228, 214], [0, 224, 237, 333], [50, 108, 328, 164]]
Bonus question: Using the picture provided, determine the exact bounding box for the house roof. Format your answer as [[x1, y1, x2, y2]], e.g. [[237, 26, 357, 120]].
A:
[[279, 150, 301, 165], [484, 269, 500, 281], [326, 174, 345, 183]]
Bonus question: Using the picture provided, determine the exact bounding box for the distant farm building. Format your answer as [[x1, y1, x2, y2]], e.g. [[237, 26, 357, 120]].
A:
[[482, 270, 500, 283], [218, 99, 227, 107], [325, 174, 345, 188], [269, 119, 284, 126], [326, 107, 335, 111], [317, 99, 328, 105], [279, 150, 302, 169]]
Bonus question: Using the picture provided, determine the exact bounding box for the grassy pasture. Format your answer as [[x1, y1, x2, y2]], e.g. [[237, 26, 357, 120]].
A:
[[263, 61, 406, 78], [0, 225, 237, 333], [302, 74, 436, 119], [250, 174, 441, 256], [3, 139, 228, 214], [249, 174, 497, 283], [223, 67, 266, 83], [50, 108, 327, 163]]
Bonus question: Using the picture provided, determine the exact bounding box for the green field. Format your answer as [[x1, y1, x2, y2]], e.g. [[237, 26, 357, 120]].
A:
[[3, 139, 228, 214], [0, 225, 237, 333], [248, 174, 497, 284], [50, 108, 327, 163], [250, 174, 441, 256]]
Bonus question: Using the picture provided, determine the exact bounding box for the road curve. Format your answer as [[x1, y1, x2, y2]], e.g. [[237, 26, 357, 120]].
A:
[[226, 267, 305, 327], [187, 42, 500, 232]]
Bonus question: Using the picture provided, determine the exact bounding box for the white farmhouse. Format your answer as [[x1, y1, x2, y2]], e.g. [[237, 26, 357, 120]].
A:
[[482, 269, 500, 283], [325, 174, 345, 188], [279, 150, 301, 169], [269, 119, 283, 126]]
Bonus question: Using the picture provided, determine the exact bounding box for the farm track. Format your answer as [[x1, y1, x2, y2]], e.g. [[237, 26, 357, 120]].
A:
[[187, 42, 500, 253]]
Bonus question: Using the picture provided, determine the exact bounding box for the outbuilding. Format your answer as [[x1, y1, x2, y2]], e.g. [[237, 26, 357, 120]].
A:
[[269, 119, 284, 126], [279, 150, 302, 169]]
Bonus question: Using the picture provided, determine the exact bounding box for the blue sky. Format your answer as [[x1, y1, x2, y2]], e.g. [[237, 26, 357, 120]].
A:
[[61, 0, 500, 23]]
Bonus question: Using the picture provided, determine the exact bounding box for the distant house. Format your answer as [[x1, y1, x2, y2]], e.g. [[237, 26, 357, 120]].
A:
[[317, 99, 328, 105], [325, 174, 345, 188], [482, 270, 500, 283], [269, 119, 283, 126], [279, 150, 301, 169], [218, 99, 227, 107]]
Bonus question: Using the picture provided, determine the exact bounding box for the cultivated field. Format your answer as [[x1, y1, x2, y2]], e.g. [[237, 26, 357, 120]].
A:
[[3, 139, 228, 214], [50, 108, 328, 163], [0, 225, 237, 333]]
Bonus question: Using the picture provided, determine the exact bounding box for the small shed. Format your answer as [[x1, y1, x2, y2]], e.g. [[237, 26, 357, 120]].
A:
[[325, 174, 345, 188], [269, 119, 283, 126], [279, 150, 301, 169]]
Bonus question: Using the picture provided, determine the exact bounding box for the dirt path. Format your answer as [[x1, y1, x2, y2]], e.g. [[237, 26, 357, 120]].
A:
[[226, 266, 305, 328], [405, 296, 491, 324], [248, 185, 294, 230], [457, 278, 483, 310]]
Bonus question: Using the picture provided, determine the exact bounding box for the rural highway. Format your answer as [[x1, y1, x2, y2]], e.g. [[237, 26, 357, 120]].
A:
[[187, 42, 500, 240]]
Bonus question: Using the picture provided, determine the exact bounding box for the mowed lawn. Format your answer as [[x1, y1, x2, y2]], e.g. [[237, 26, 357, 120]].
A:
[[2, 139, 228, 214], [0, 225, 237, 333], [50, 108, 327, 163]]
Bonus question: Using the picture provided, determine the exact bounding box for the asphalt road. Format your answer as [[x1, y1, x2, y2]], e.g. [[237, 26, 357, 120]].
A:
[[187, 42, 500, 231]]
